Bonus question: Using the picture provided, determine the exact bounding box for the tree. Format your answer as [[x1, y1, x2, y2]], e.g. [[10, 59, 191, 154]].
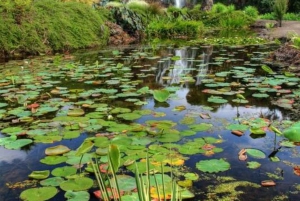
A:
[[273, 0, 288, 27], [201, 0, 214, 11]]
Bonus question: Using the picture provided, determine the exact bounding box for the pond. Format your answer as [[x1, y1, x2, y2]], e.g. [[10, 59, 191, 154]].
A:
[[1, 43, 300, 201]]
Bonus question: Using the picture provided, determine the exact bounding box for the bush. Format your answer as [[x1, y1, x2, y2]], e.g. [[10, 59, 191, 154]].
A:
[[211, 3, 227, 13], [273, 0, 289, 27], [147, 18, 204, 38], [218, 11, 255, 29], [260, 12, 300, 21], [0, 0, 109, 55], [244, 6, 259, 19]]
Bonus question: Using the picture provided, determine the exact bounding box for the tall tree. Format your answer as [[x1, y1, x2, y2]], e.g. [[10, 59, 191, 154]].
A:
[[201, 0, 214, 11]]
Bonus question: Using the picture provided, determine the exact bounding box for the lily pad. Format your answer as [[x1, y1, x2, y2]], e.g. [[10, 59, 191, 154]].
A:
[[52, 166, 77, 177], [68, 108, 85, 117], [5, 139, 32, 149], [153, 89, 170, 102], [247, 161, 261, 169], [60, 177, 93, 191], [64, 191, 90, 201], [189, 123, 213, 132], [40, 156, 68, 165], [29, 170, 50, 180], [207, 96, 228, 104], [20, 187, 58, 201], [283, 123, 300, 142], [196, 159, 230, 173], [45, 145, 71, 155], [40, 177, 65, 187], [245, 148, 266, 159]]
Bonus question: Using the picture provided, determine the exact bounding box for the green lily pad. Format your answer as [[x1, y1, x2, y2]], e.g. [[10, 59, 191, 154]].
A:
[[60, 177, 93, 191], [196, 159, 230, 173], [153, 89, 170, 102], [65, 191, 90, 201], [117, 113, 142, 120], [250, 127, 266, 135], [1, 126, 23, 135], [110, 175, 136, 191], [40, 156, 68, 165], [283, 123, 300, 142], [29, 170, 50, 180], [184, 173, 199, 181], [5, 139, 32, 149], [52, 166, 77, 177], [45, 145, 71, 155], [68, 108, 85, 117], [40, 177, 65, 187], [252, 93, 269, 98], [20, 187, 58, 201], [207, 96, 228, 104], [226, 124, 249, 131], [247, 161, 261, 169], [246, 148, 266, 159], [189, 123, 213, 132]]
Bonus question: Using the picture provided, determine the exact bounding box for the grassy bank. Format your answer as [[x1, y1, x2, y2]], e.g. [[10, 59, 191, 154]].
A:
[[0, 0, 109, 57]]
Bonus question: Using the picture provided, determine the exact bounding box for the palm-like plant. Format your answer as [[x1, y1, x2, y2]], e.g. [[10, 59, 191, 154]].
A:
[[273, 0, 289, 27]]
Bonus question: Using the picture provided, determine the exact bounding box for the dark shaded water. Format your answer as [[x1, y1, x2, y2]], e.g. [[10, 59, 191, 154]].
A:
[[1, 44, 300, 201]]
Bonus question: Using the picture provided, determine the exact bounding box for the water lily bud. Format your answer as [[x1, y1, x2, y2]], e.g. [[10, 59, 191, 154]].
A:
[[107, 115, 114, 120]]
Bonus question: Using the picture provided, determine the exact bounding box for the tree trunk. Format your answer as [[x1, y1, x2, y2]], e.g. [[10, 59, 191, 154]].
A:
[[201, 0, 214, 11]]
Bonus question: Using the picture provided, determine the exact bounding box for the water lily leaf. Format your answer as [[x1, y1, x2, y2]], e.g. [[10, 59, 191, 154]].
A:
[[153, 89, 170, 102], [252, 93, 269, 98], [184, 173, 199, 181], [196, 159, 230, 173], [279, 140, 295, 147], [34, 135, 62, 143], [226, 124, 249, 131], [250, 127, 266, 135], [0, 102, 8, 108], [261, 64, 274, 74], [0, 135, 17, 146], [60, 177, 93, 191], [20, 187, 58, 201], [52, 166, 77, 177], [5, 139, 32, 149], [283, 123, 300, 142], [117, 113, 141, 120], [110, 175, 136, 191], [247, 161, 261, 169], [246, 148, 266, 159], [40, 177, 65, 187], [189, 123, 213, 132], [29, 170, 50, 180], [40, 156, 68, 165], [64, 191, 90, 201], [121, 193, 139, 201], [207, 96, 228, 104], [68, 108, 85, 117], [45, 145, 70, 155], [1, 126, 23, 135], [63, 130, 81, 139]]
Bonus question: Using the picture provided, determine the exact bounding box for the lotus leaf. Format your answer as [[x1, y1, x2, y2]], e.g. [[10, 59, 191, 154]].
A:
[[40, 177, 65, 187], [110, 175, 136, 191], [196, 159, 230, 173], [252, 93, 269, 98], [66, 154, 92, 165], [184, 173, 199, 181], [20, 187, 58, 201], [60, 177, 93, 191], [1, 126, 23, 135], [40, 156, 68, 165], [0, 135, 17, 146], [280, 140, 295, 147], [68, 108, 85, 117], [250, 127, 266, 135], [29, 170, 50, 180], [158, 133, 181, 143], [65, 191, 90, 201], [180, 130, 197, 136], [189, 123, 213, 132], [247, 161, 261, 169], [180, 117, 196, 125], [283, 123, 300, 142], [153, 89, 170, 102], [52, 166, 77, 177], [63, 130, 81, 139], [121, 194, 139, 201], [45, 145, 71, 155], [246, 149, 266, 159]]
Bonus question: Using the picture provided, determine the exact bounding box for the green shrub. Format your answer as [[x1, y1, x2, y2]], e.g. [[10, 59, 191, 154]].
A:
[[273, 0, 289, 27], [211, 3, 227, 13], [226, 4, 235, 12], [218, 11, 255, 29], [0, 0, 109, 55], [244, 6, 259, 19], [147, 18, 204, 38], [260, 12, 300, 21], [126, 0, 149, 14]]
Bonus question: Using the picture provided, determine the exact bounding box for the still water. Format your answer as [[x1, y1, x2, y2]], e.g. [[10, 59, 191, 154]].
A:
[[1, 44, 300, 201]]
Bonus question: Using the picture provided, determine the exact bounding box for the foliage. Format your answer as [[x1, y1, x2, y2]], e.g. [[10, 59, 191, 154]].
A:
[[218, 11, 255, 29], [290, 34, 300, 50], [147, 18, 204, 38], [211, 3, 228, 13], [273, 0, 289, 27], [0, 0, 109, 55], [260, 12, 300, 21], [244, 6, 259, 19]]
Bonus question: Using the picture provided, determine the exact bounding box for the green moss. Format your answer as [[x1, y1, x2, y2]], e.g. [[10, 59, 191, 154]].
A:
[[0, 0, 109, 55], [207, 181, 260, 200]]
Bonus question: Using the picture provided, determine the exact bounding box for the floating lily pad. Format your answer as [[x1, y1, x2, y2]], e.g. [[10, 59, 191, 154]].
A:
[[110, 175, 136, 191], [65, 191, 90, 201], [226, 124, 249, 131], [29, 170, 50, 180], [68, 108, 85, 117], [196, 159, 230, 173], [283, 122, 300, 142], [20, 187, 58, 201], [40, 156, 68, 165], [246, 148, 266, 159], [189, 123, 213, 132], [45, 145, 71, 156], [207, 96, 228, 104], [52, 166, 77, 177], [5, 139, 32, 149], [153, 89, 170, 102], [40, 177, 65, 187], [247, 161, 261, 169], [60, 177, 94, 191]]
